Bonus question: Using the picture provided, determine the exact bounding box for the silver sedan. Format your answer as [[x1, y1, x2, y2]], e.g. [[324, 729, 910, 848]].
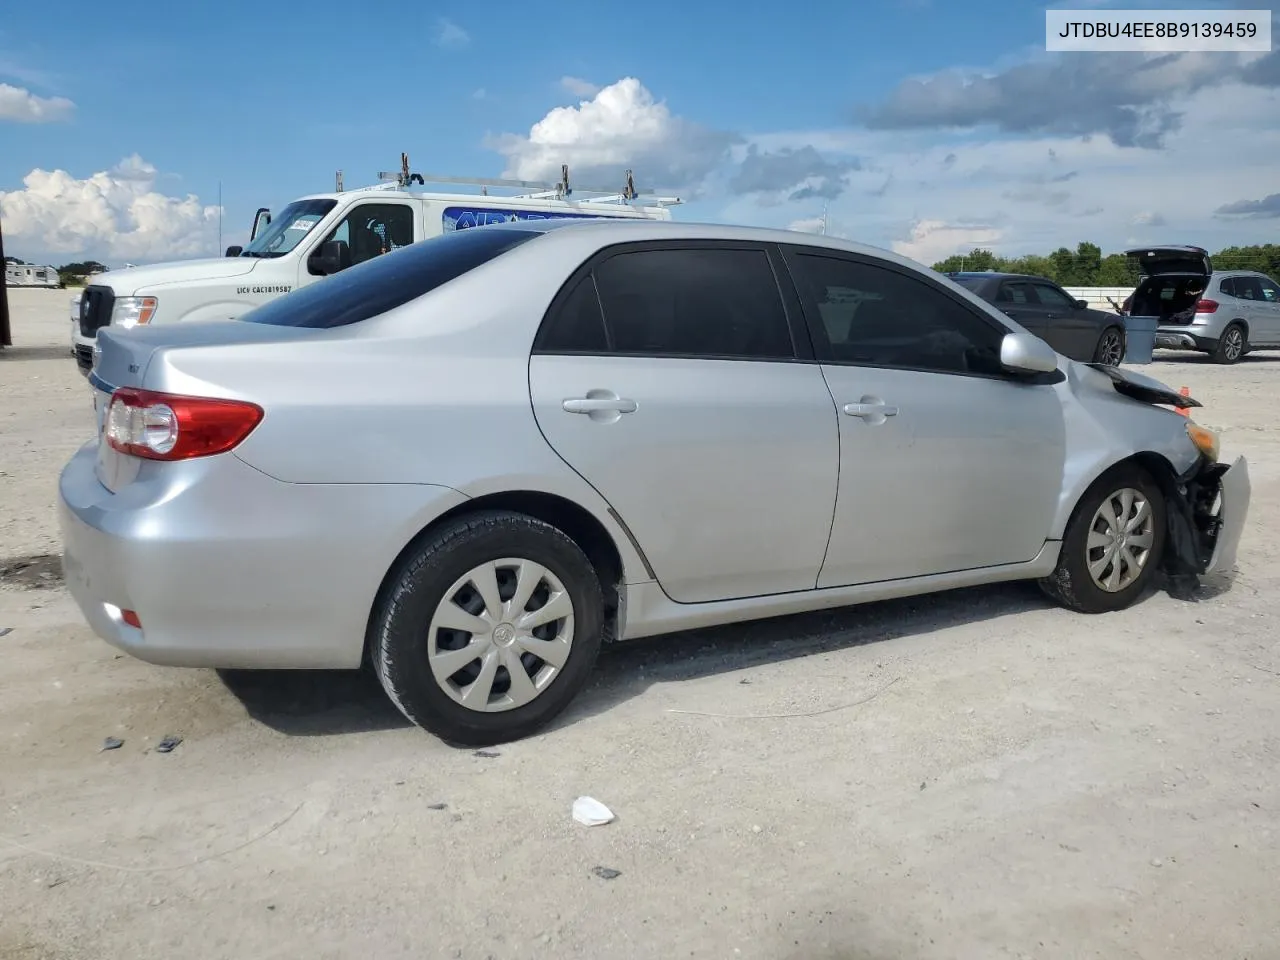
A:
[[60, 219, 1251, 745]]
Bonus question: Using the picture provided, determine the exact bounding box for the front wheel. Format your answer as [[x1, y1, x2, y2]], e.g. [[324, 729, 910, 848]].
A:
[[1039, 464, 1166, 614], [1092, 326, 1125, 366], [371, 511, 605, 746]]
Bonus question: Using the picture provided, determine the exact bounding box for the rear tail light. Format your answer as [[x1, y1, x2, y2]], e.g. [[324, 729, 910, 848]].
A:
[[1195, 299, 1219, 313], [105, 388, 263, 461]]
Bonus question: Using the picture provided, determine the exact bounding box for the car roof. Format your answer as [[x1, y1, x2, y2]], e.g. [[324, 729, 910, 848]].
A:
[[480, 217, 939, 272], [946, 271, 1048, 283]]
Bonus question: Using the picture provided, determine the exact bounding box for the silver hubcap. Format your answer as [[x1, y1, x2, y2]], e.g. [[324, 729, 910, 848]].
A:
[[1087, 488, 1155, 593], [1099, 332, 1123, 365], [427, 558, 575, 712], [1224, 328, 1243, 360]]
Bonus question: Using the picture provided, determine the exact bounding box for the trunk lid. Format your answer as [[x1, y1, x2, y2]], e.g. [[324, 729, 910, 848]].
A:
[[1124, 246, 1212, 279]]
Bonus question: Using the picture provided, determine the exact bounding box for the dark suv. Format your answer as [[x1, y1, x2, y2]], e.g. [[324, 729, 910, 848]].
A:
[[946, 272, 1126, 365]]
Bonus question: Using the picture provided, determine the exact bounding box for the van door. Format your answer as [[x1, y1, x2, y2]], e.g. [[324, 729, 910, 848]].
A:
[[297, 199, 421, 289]]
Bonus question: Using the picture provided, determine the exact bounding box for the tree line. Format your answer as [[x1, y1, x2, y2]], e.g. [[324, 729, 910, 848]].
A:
[[931, 243, 1280, 287]]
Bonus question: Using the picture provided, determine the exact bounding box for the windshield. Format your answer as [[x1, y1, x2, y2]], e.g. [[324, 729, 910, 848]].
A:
[[949, 276, 985, 292], [240, 199, 337, 258]]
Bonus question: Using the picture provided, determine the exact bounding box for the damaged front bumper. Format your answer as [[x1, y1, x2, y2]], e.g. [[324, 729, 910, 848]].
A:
[[1162, 454, 1250, 578]]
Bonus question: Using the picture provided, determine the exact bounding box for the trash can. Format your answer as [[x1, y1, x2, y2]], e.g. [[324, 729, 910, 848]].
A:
[[1122, 315, 1158, 364]]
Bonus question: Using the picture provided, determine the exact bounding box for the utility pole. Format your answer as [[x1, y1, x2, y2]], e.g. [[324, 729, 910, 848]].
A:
[[0, 200, 11, 349], [217, 181, 223, 256]]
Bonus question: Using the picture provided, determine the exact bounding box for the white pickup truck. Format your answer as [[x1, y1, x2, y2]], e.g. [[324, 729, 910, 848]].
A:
[[72, 167, 680, 373]]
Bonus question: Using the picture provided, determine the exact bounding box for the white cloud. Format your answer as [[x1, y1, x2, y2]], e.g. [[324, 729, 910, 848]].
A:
[[471, 87, 487, 100], [787, 216, 826, 234], [0, 82, 74, 122], [559, 76, 601, 97], [0, 155, 221, 264], [434, 18, 469, 47], [488, 77, 739, 192], [715, 79, 1280, 262], [892, 220, 1004, 265]]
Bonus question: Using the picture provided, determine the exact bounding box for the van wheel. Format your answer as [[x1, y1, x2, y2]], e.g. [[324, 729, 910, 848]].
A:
[[1212, 323, 1246, 364], [1039, 464, 1166, 614], [371, 511, 605, 746]]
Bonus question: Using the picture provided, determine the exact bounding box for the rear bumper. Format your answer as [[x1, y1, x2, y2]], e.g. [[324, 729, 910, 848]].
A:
[[1154, 324, 1215, 351], [59, 442, 467, 669]]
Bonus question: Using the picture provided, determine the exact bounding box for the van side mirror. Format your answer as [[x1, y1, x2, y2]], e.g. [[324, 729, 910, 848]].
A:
[[1073, 298, 1088, 310], [225, 245, 243, 258], [307, 240, 350, 276], [250, 207, 272, 242], [1000, 332, 1059, 375]]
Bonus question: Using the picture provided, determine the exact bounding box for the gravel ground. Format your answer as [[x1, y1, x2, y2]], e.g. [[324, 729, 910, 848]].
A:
[[2, 287, 1278, 960]]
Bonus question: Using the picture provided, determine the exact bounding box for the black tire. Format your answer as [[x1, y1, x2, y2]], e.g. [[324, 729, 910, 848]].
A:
[[1211, 322, 1247, 364], [1038, 463, 1167, 614], [371, 510, 605, 746], [1092, 326, 1125, 366]]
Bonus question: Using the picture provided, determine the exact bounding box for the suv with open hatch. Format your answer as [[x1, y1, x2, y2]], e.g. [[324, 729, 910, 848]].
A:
[[1123, 246, 1280, 364]]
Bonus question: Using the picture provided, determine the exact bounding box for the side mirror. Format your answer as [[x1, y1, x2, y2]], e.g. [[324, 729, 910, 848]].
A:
[[1000, 332, 1059, 375], [307, 240, 350, 276], [250, 207, 272, 242], [225, 245, 243, 258], [1073, 298, 1088, 310]]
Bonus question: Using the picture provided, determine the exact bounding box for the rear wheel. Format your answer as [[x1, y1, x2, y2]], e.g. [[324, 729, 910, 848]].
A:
[[1092, 326, 1125, 366], [1039, 464, 1166, 614], [371, 511, 605, 746], [1211, 322, 1246, 364]]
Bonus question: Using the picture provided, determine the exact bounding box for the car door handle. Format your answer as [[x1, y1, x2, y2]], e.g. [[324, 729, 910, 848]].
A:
[[843, 400, 898, 420], [562, 397, 638, 414]]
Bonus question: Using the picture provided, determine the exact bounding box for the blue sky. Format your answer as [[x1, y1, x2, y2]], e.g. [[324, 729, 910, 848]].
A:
[[2, 0, 1277, 267]]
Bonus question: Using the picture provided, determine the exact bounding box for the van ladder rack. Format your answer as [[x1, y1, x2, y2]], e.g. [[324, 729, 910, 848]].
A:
[[366, 153, 682, 207]]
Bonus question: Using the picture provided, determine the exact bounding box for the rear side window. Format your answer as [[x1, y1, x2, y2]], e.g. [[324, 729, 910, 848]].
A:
[[998, 281, 1033, 304], [242, 226, 541, 328], [1236, 277, 1265, 301], [592, 248, 795, 359], [1219, 277, 1237, 297]]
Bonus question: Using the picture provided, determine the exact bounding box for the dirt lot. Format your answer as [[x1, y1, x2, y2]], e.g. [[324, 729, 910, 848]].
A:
[[2, 287, 1278, 960]]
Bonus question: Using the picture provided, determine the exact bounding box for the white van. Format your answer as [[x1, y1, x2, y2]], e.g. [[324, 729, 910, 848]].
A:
[[72, 167, 680, 373]]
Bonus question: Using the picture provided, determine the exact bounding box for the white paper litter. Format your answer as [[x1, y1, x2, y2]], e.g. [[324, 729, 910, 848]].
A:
[[572, 796, 615, 826]]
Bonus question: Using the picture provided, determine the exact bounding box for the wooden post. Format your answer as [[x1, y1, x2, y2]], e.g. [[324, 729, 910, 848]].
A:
[[0, 205, 12, 348]]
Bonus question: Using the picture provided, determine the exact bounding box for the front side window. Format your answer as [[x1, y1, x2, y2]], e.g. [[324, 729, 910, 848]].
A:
[[240, 199, 337, 258], [1031, 282, 1075, 309], [319, 203, 416, 267], [590, 247, 795, 360], [788, 254, 1006, 376], [243, 226, 541, 328], [1256, 277, 1280, 302]]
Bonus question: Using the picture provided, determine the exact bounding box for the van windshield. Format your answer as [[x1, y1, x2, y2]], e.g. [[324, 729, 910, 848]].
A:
[[240, 199, 338, 258]]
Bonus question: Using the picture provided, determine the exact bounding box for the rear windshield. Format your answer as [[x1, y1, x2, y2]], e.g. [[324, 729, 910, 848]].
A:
[[242, 226, 542, 328], [949, 276, 985, 292]]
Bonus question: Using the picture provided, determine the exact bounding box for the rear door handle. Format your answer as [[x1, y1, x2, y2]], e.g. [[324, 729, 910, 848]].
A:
[[843, 399, 898, 421], [562, 397, 638, 414]]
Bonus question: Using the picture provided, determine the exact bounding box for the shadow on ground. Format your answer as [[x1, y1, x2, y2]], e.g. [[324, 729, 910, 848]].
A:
[[1155, 350, 1279, 365], [0, 345, 76, 363], [220, 581, 1054, 740]]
